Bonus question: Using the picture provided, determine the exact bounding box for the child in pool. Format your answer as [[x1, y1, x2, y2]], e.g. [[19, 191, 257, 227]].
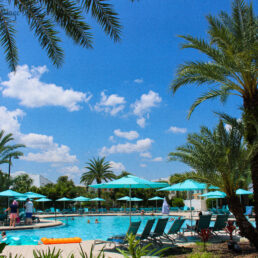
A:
[[87, 219, 90, 223], [95, 219, 99, 224], [1, 231, 6, 239]]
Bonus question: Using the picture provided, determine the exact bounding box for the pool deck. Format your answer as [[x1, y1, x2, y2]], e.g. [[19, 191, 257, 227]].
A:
[[1, 233, 248, 258]]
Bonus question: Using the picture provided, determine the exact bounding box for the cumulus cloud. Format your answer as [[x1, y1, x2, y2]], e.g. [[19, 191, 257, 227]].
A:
[[152, 157, 163, 162], [110, 161, 125, 173], [22, 145, 77, 163], [134, 78, 144, 84], [137, 117, 146, 128], [109, 136, 115, 142], [140, 152, 152, 158], [0, 106, 77, 164], [94, 91, 125, 116], [61, 166, 82, 174], [131, 91, 161, 128], [167, 126, 187, 134], [100, 138, 153, 156], [114, 129, 139, 140], [1, 65, 91, 111], [140, 164, 147, 168]]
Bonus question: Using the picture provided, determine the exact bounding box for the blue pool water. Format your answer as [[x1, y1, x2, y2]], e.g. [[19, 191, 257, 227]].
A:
[[1, 215, 193, 245]]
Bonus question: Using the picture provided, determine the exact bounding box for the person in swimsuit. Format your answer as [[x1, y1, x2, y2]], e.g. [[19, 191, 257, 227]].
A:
[[5, 200, 19, 227]]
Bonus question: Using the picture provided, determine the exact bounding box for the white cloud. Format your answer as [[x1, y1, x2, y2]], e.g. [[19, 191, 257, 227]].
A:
[[167, 126, 187, 134], [20, 134, 54, 149], [114, 129, 139, 140], [22, 145, 77, 163], [134, 78, 144, 84], [131, 91, 161, 128], [109, 136, 115, 142], [137, 117, 146, 128], [225, 124, 232, 132], [152, 157, 163, 162], [100, 138, 153, 156], [0, 106, 25, 135], [110, 161, 125, 173], [61, 166, 82, 174], [132, 90, 161, 117], [94, 91, 125, 116], [140, 152, 152, 158], [1, 65, 91, 111], [140, 164, 147, 168]]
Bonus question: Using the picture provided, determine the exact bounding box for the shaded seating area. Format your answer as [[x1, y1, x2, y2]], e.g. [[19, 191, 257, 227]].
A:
[[162, 218, 186, 243]]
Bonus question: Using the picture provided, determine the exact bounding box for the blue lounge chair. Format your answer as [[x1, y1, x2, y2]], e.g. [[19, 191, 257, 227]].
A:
[[162, 218, 186, 243], [244, 206, 253, 216], [210, 214, 229, 236], [149, 218, 169, 246], [136, 219, 155, 244]]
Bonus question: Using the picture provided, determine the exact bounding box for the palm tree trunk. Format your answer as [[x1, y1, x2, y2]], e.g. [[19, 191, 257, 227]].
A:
[[243, 91, 258, 229], [228, 195, 258, 249]]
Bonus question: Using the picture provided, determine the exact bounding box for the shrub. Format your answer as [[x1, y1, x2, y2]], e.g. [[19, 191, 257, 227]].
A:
[[206, 199, 216, 209], [171, 197, 184, 207]]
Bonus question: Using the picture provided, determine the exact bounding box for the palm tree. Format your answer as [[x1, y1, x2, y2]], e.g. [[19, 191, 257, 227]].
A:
[[168, 118, 258, 247], [170, 0, 258, 236], [80, 157, 116, 200], [0, 130, 25, 177], [0, 0, 122, 70]]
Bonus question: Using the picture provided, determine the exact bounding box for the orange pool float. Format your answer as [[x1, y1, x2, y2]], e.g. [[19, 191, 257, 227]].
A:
[[41, 237, 82, 244]]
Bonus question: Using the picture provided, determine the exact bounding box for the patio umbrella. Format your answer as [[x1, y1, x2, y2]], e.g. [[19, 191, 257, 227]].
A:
[[200, 191, 226, 209], [90, 175, 168, 224], [159, 179, 207, 231], [0, 189, 25, 197], [24, 192, 46, 199], [236, 189, 253, 203], [72, 196, 90, 209], [56, 197, 72, 209], [148, 196, 164, 212], [35, 197, 52, 210], [90, 198, 105, 201]]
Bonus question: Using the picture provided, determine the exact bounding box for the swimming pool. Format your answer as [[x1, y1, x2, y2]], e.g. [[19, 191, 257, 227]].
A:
[[2, 215, 193, 245]]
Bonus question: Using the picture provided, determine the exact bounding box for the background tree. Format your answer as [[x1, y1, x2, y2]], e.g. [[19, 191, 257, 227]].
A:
[[80, 157, 116, 201], [12, 174, 33, 193], [170, 0, 258, 232], [0, 130, 25, 177], [168, 118, 258, 247], [0, 0, 123, 70]]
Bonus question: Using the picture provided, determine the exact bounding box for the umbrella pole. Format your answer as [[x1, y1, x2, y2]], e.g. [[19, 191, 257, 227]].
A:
[[129, 187, 131, 225], [156, 200, 157, 213], [190, 191, 193, 235]]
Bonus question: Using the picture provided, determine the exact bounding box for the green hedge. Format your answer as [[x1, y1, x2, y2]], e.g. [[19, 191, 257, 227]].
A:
[[171, 197, 184, 207]]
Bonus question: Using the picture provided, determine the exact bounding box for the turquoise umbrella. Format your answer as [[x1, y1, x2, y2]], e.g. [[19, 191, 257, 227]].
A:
[[159, 179, 207, 231], [90, 198, 105, 201], [35, 197, 52, 210], [236, 189, 253, 204], [24, 192, 46, 199], [148, 196, 164, 212], [0, 189, 24, 197], [15, 197, 28, 202], [72, 196, 90, 202], [117, 196, 130, 201], [56, 197, 72, 209], [200, 191, 226, 210], [130, 197, 143, 201], [90, 175, 168, 224]]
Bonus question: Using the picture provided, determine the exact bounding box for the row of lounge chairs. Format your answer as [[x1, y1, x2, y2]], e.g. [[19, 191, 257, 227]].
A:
[[94, 214, 230, 248]]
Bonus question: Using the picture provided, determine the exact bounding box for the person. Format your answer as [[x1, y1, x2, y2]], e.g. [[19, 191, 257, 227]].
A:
[[25, 198, 34, 225], [95, 218, 99, 224], [5, 200, 19, 227], [140, 210, 145, 216], [87, 219, 90, 224], [1, 232, 6, 239]]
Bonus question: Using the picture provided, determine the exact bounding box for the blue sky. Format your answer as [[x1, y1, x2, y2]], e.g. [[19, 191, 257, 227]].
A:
[[0, 0, 254, 183]]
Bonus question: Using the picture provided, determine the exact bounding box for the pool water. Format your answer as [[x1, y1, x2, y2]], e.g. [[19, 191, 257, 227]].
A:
[[1, 215, 194, 245]]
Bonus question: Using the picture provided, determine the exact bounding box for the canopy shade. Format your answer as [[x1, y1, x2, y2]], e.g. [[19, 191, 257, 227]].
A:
[[236, 189, 253, 195], [200, 191, 226, 199], [148, 196, 164, 201], [117, 196, 130, 201], [90, 198, 105, 201], [117, 196, 142, 201], [90, 175, 169, 189], [72, 196, 90, 202], [158, 179, 207, 191], [35, 198, 52, 202], [0, 190, 25, 197], [15, 197, 27, 201], [56, 197, 72, 201], [24, 192, 46, 198]]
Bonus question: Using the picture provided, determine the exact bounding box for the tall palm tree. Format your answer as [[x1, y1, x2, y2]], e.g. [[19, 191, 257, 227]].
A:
[[168, 118, 258, 247], [0, 0, 122, 70], [80, 157, 116, 199], [0, 130, 25, 176], [170, 0, 258, 234]]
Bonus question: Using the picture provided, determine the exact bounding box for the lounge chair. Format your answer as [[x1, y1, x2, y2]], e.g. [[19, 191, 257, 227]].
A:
[[94, 221, 141, 247], [185, 215, 212, 235], [136, 219, 155, 244], [244, 206, 253, 216], [149, 218, 169, 246], [210, 214, 229, 236], [162, 218, 186, 243]]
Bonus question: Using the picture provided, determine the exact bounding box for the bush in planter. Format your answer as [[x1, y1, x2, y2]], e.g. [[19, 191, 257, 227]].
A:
[[171, 197, 184, 207]]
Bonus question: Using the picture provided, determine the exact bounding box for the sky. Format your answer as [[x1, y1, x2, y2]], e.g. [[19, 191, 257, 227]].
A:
[[0, 0, 255, 184]]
